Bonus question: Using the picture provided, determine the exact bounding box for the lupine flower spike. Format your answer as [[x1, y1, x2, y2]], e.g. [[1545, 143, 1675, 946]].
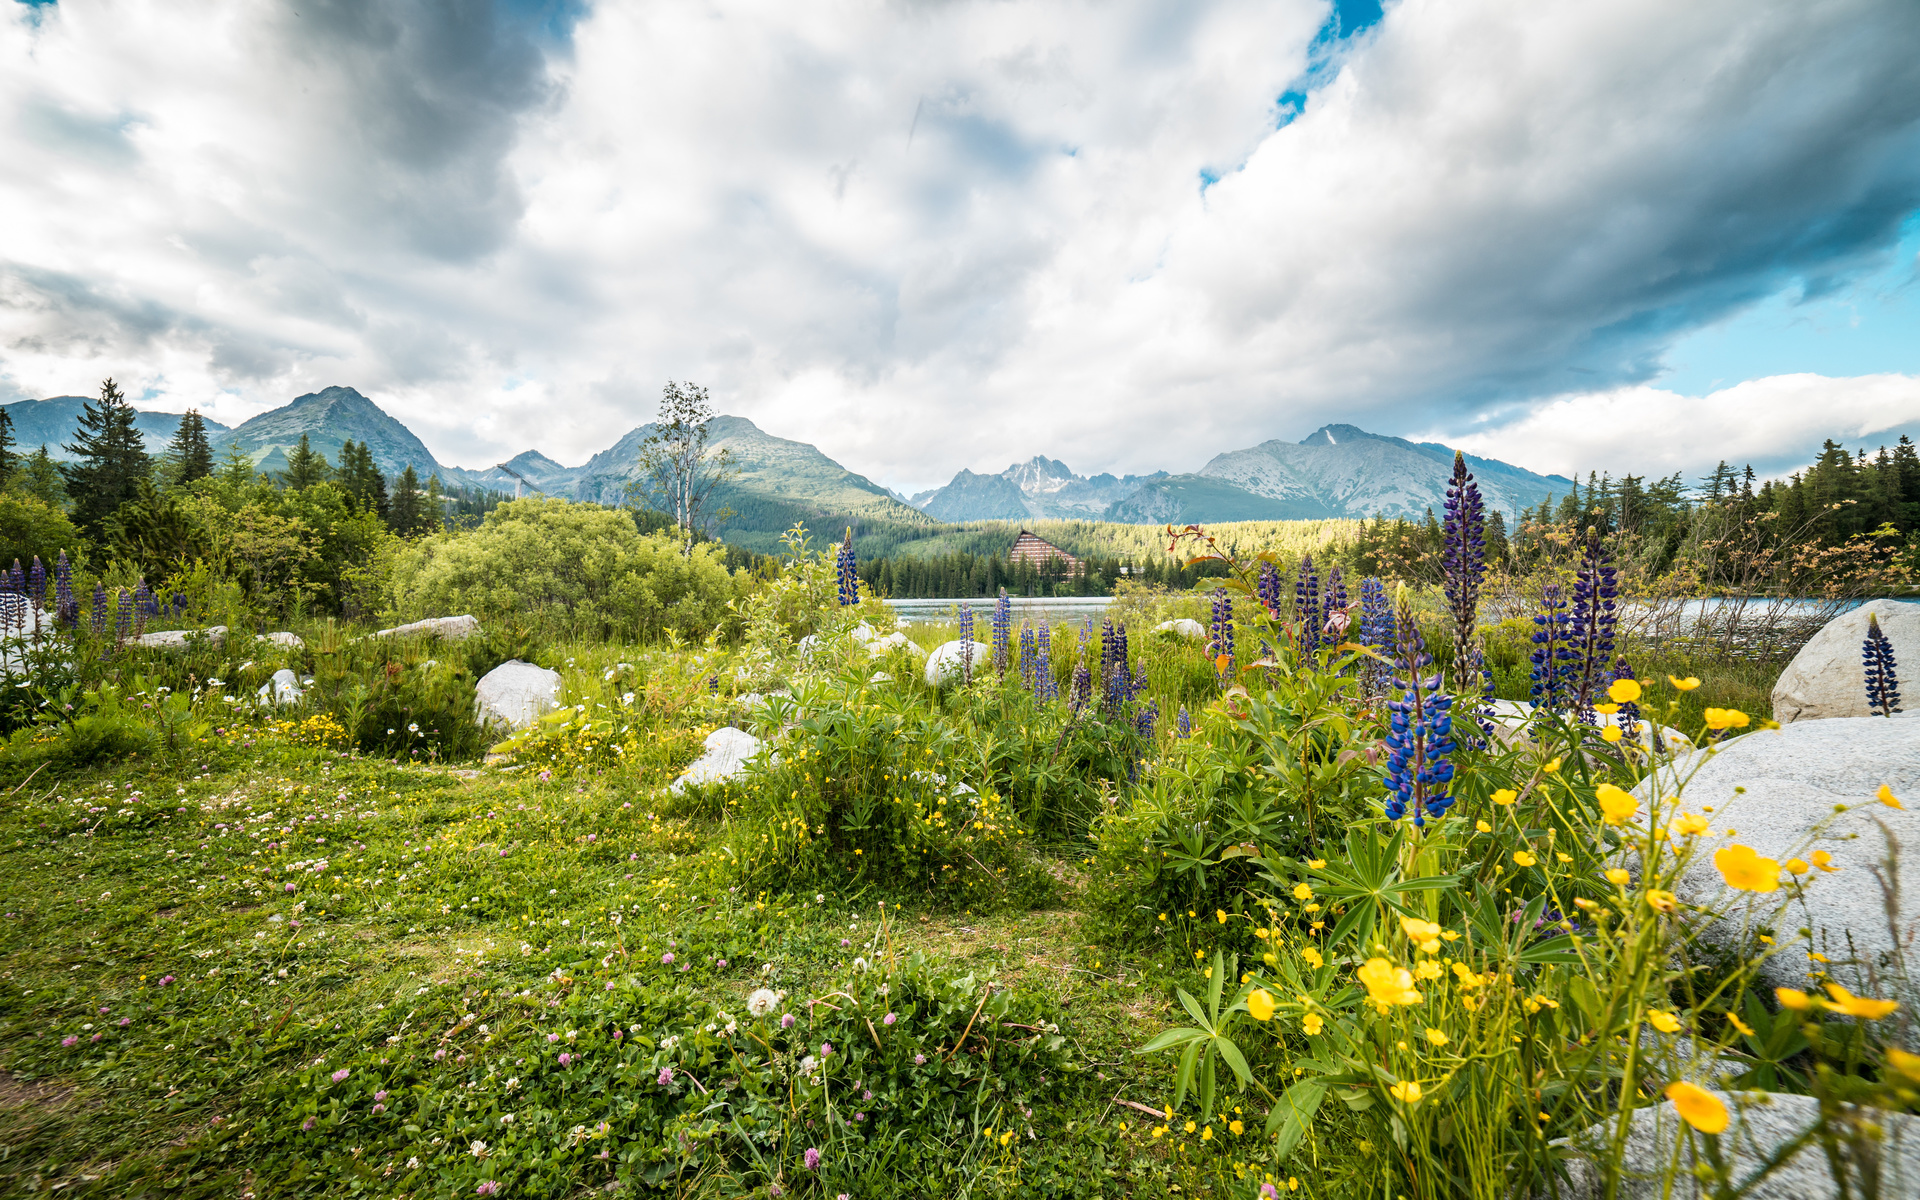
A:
[[1359, 576, 1395, 698], [1568, 529, 1618, 722], [1035, 626, 1057, 702], [991, 588, 1012, 675], [1384, 597, 1456, 827], [1321, 566, 1348, 640], [1441, 453, 1494, 743], [1019, 623, 1038, 691], [1529, 584, 1574, 712], [834, 528, 858, 606], [1176, 706, 1192, 738], [54, 552, 74, 625], [1296, 555, 1321, 655], [957, 605, 976, 686], [1208, 587, 1234, 687], [28, 556, 45, 606], [1256, 561, 1286, 620], [1864, 613, 1902, 718], [91, 585, 107, 637]]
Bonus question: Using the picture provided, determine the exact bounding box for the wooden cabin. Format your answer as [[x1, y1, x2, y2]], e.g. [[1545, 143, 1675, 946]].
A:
[[1008, 530, 1081, 572]]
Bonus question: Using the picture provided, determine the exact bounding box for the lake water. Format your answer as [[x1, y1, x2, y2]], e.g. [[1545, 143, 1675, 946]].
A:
[[884, 596, 1116, 626]]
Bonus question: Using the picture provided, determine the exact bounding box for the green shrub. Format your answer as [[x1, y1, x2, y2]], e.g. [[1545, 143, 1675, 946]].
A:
[[388, 497, 737, 641]]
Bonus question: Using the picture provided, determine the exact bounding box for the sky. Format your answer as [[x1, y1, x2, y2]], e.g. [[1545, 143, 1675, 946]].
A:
[[2, 0, 1918, 495]]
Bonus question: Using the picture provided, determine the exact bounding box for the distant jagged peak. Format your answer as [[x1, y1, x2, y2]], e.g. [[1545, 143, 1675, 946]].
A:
[[1299, 423, 1390, 447]]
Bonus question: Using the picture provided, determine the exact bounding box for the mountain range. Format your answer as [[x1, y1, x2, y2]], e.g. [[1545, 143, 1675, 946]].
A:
[[10, 387, 1572, 547]]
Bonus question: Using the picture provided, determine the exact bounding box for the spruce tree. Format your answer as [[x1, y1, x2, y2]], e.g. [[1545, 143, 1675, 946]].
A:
[[424, 474, 445, 533], [0, 406, 15, 484], [18, 447, 65, 506], [217, 444, 259, 494], [166, 410, 215, 484], [61, 377, 152, 539], [338, 440, 391, 520], [390, 465, 422, 534], [281, 434, 331, 490]]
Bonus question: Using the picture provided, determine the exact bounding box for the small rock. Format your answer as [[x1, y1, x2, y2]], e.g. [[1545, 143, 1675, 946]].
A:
[[1154, 618, 1206, 640], [670, 727, 764, 793], [475, 660, 563, 730], [1558, 1090, 1920, 1198], [866, 631, 917, 657], [1773, 599, 1918, 723], [264, 631, 304, 649], [376, 615, 481, 641], [925, 640, 993, 687], [129, 625, 229, 650], [256, 668, 302, 706]]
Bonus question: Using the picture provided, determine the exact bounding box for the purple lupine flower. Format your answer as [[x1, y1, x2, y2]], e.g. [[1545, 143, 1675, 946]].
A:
[[28, 556, 45, 606], [1176, 706, 1191, 738], [958, 605, 976, 686], [1099, 619, 1132, 715], [1255, 560, 1286, 620], [1295, 555, 1321, 655], [1441, 452, 1487, 669], [1068, 659, 1091, 714], [1865, 613, 1902, 718], [1321, 566, 1348, 639], [1018, 623, 1037, 691], [1567, 530, 1618, 722], [1134, 700, 1158, 741], [991, 588, 1012, 675], [836, 527, 859, 606], [1383, 598, 1455, 826], [804, 1148, 821, 1171], [91, 585, 107, 637], [1035, 625, 1056, 701], [54, 551, 74, 625], [8, 560, 21, 594], [115, 585, 133, 640], [1528, 584, 1575, 713], [1208, 588, 1233, 686]]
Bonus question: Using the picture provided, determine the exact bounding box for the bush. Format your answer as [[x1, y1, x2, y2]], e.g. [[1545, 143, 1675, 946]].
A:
[[388, 497, 737, 641]]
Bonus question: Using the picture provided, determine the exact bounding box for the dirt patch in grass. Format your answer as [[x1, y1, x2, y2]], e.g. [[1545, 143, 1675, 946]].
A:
[[0, 1068, 75, 1109]]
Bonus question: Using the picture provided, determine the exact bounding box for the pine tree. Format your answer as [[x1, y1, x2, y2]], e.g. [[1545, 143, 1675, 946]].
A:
[[424, 474, 445, 533], [18, 447, 65, 506], [390, 465, 422, 534], [61, 377, 152, 539], [165, 410, 215, 484], [281, 434, 331, 490], [217, 444, 259, 494], [0, 406, 15, 484], [336, 440, 390, 520]]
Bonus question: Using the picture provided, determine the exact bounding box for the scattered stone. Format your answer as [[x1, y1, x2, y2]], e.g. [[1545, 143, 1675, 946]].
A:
[[866, 631, 917, 657], [474, 660, 564, 731], [264, 631, 304, 649], [924, 640, 993, 687], [850, 622, 877, 644], [375, 615, 481, 641], [256, 668, 303, 706], [0, 596, 49, 641], [1154, 618, 1206, 640], [130, 625, 229, 650], [1636, 710, 1920, 992], [1773, 599, 1919, 723], [1558, 1090, 1920, 1199], [670, 727, 764, 793]]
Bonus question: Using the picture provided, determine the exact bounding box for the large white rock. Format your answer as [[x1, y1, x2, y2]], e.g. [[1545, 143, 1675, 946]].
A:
[[0, 597, 55, 642], [474, 660, 563, 730], [256, 668, 303, 706], [866, 631, 918, 658], [1559, 1090, 1920, 1199], [1484, 698, 1692, 751], [376, 615, 481, 641], [1154, 618, 1207, 640], [670, 727, 764, 793], [1635, 711, 1920, 993], [924, 640, 992, 687], [130, 625, 229, 650], [1773, 599, 1918, 723]]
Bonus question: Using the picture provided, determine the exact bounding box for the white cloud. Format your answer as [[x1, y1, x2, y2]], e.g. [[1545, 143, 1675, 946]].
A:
[[1439, 373, 1920, 484], [2, 0, 1918, 492]]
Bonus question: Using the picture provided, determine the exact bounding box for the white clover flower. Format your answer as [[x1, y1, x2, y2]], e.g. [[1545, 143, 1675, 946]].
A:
[[853, 957, 869, 973], [470, 1139, 489, 1158], [747, 988, 783, 1018], [799, 1055, 817, 1075]]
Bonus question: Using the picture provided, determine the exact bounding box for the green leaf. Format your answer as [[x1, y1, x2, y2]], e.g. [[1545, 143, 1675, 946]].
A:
[[1176, 987, 1211, 1030], [1138, 1027, 1205, 1055], [1265, 1081, 1327, 1159], [1214, 1035, 1253, 1089]]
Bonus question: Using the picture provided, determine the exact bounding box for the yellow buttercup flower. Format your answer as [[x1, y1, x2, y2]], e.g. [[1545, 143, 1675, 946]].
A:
[[1600, 725, 1623, 743], [1491, 789, 1518, 806], [1647, 1010, 1681, 1034], [1476, 819, 1492, 833], [1823, 984, 1898, 1020], [1594, 702, 1620, 715], [1810, 850, 1839, 873], [1357, 958, 1423, 1009], [1513, 851, 1537, 868], [1879, 785, 1904, 811], [1714, 844, 1780, 893], [1216, 909, 1228, 924], [1301, 1012, 1324, 1035], [1673, 812, 1709, 836], [1703, 708, 1750, 731], [1388, 1080, 1422, 1105], [1727, 1013, 1756, 1037], [1414, 960, 1443, 981], [1775, 987, 1813, 1011], [1246, 989, 1276, 1022], [1424, 1028, 1448, 1046], [1229, 1120, 1244, 1136], [1609, 678, 1643, 704], [1665, 1081, 1728, 1134], [1785, 858, 1809, 875], [1292, 882, 1314, 901], [1669, 675, 1701, 691], [1596, 784, 1637, 826], [1399, 914, 1443, 952], [1605, 868, 1631, 886], [1450, 962, 1485, 987], [1886, 1046, 1920, 1082], [1543, 758, 1562, 774], [1301, 947, 1324, 969], [1646, 889, 1678, 913], [1307, 859, 1326, 869]]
